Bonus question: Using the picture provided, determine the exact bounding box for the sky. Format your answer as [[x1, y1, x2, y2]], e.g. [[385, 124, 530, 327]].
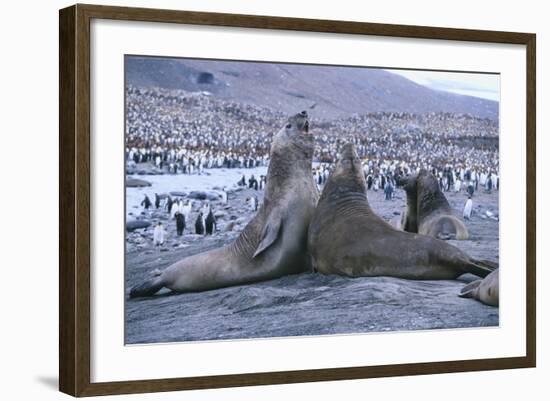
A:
[[387, 69, 500, 102]]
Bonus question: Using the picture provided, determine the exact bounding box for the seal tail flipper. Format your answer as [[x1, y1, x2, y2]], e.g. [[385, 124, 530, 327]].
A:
[[475, 259, 498, 270], [459, 280, 481, 298], [462, 258, 498, 278], [129, 276, 165, 298]]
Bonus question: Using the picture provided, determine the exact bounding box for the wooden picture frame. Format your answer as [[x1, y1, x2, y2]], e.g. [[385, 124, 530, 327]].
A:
[[59, 3, 536, 397]]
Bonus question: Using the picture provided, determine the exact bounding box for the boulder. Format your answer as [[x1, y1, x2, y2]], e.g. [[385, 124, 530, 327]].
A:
[[126, 220, 151, 232], [169, 191, 187, 197], [126, 178, 152, 188], [224, 221, 236, 232], [188, 191, 207, 200], [188, 190, 221, 201]]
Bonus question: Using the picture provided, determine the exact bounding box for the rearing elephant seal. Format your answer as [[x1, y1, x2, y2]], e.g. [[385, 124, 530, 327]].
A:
[[397, 169, 469, 240], [459, 269, 499, 306], [307, 143, 495, 280], [130, 111, 318, 297]]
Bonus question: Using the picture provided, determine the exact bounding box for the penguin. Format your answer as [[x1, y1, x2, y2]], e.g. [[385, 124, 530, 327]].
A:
[[246, 196, 258, 212], [154, 193, 161, 209], [177, 198, 184, 214], [170, 199, 179, 219], [201, 202, 211, 218], [220, 187, 228, 205], [467, 183, 475, 197], [486, 175, 493, 193], [153, 222, 165, 246], [463, 196, 473, 220], [205, 209, 216, 235], [454, 178, 462, 193], [175, 212, 185, 236], [181, 200, 192, 223], [195, 212, 205, 235], [165, 196, 173, 213], [141, 195, 152, 210], [238, 175, 246, 186]]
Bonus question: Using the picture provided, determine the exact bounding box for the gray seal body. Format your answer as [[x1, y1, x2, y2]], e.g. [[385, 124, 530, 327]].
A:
[[459, 269, 499, 306], [130, 112, 318, 297], [398, 170, 469, 240], [308, 143, 496, 280]]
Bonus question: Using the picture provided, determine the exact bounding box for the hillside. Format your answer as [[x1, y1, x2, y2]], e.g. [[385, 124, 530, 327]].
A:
[[125, 56, 498, 121]]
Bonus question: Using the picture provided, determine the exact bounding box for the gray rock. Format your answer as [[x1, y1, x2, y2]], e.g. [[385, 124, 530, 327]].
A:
[[125, 273, 498, 344], [126, 220, 151, 232], [188, 190, 222, 201], [206, 191, 223, 200], [126, 178, 152, 187], [223, 221, 236, 232], [188, 191, 208, 200]]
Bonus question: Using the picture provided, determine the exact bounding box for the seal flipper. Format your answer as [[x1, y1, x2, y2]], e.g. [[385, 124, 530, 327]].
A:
[[129, 276, 165, 298], [459, 280, 481, 298], [252, 215, 283, 258], [461, 258, 497, 278], [476, 259, 498, 270]]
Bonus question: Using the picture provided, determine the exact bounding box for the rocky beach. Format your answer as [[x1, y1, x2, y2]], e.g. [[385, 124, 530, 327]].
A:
[[123, 58, 501, 345], [125, 169, 499, 344]]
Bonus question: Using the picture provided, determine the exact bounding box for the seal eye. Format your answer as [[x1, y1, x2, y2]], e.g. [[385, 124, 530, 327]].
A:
[[286, 124, 292, 129]]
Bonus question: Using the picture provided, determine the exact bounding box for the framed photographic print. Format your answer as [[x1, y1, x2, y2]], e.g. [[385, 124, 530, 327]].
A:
[[59, 4, 536, 397]]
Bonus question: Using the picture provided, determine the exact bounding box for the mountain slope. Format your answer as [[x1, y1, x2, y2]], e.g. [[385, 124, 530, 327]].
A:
[[125, 56, 498, 120]]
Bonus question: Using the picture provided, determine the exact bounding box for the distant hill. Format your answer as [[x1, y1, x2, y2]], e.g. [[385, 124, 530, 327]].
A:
[[125, 56, 498, 121]]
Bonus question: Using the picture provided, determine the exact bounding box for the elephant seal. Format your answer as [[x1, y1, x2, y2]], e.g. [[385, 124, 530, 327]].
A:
[[130, 111, 318, 297], [459, 269, 499, 306], [307, 143, 496, 280], [397, 169, 469, 240]]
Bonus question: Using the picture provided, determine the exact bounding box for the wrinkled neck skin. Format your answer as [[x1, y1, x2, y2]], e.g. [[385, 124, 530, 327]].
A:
[[266, 144, 312, 194], [318, 169, 374, 223], [229, 139, 314, 261], [417, 176, 452, 220]]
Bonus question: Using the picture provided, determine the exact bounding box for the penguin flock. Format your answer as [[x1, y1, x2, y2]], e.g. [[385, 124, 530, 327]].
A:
[[139, 189, 228, 244]]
